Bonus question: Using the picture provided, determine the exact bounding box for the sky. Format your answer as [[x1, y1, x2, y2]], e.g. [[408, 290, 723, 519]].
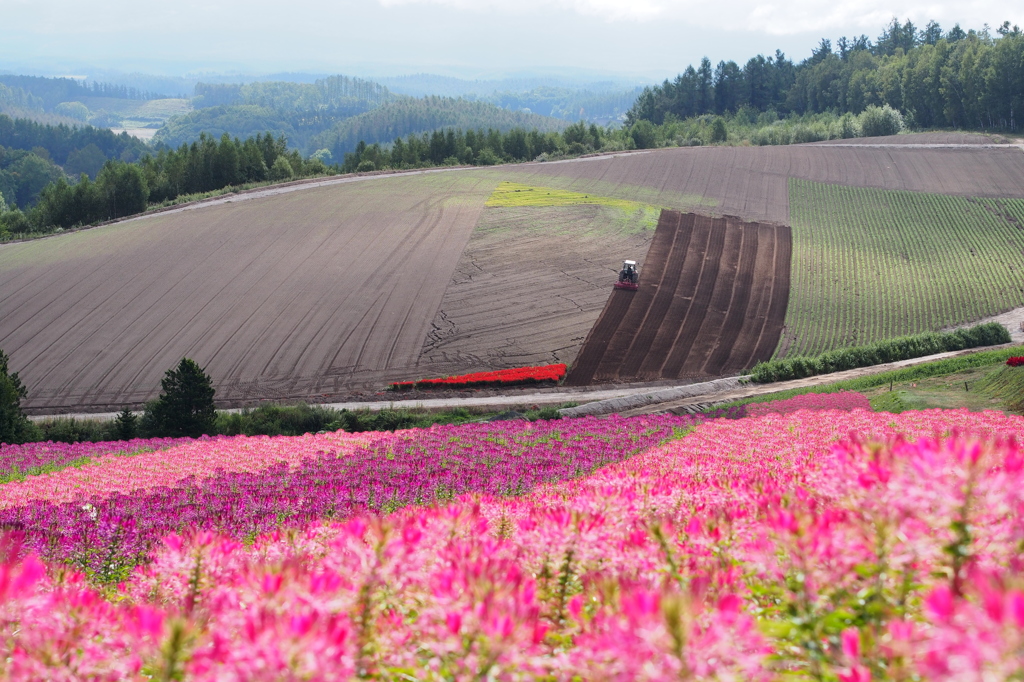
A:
[[2, 0, 1021, 83]]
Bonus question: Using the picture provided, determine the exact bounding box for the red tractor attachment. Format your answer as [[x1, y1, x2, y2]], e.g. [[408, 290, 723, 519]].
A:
[[614, 259, 639, 291]]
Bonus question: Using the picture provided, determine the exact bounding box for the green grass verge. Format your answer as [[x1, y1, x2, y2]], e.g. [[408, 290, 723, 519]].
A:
[[972, 365, 1024, 412], [25, 402, 576, 444], [722, 345, 1024, 410], [486, 181, 656, 213], [780, 179, 1024, 358]]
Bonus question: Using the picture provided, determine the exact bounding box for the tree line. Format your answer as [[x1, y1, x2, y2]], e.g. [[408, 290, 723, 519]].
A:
[[628, 19, 1024, 131], [312, 96, 570, 160], [0, 131, 331, 238], [0, 348, 560, 446], [0, 113, 148, 168], [155, 76, 395, 150], [340, 120, 604, 172], [0, 75, 164, 110]]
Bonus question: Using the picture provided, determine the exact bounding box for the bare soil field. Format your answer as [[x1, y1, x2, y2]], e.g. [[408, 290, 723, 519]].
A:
[[1, 173, 496, 412], [566, 210, 790, 386], [418, 203, 656, 377], [502, 140, 1024, 224], [5, 138, 1024, 413]]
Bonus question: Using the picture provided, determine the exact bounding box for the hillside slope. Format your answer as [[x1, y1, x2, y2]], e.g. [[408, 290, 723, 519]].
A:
[[4, 134, 1024, 411]]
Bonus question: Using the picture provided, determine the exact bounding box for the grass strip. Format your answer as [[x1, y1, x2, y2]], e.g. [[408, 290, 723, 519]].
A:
[[721, 345, 1024, 409], [485, 181, 655, 213]]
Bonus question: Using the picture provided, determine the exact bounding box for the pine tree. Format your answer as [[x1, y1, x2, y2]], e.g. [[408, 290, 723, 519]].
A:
[[147, 358, 217, 437], [0, 348, 30, 444], [113, 407, 139, 441]]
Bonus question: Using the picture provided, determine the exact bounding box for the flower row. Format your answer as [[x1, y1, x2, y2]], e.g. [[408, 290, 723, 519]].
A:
[[390, 363, 567, 390], [1, 415, 698, 577], [0, 437, 194, 481], [1, 408, 1023, 679], [744, 389, 870, 416], [1006, 355, 1024, 366]]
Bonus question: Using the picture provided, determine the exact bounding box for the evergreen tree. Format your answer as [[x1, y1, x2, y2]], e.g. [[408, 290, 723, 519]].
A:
[[147, 358, 217, 438], [0, 348, 31, 444], [113, 407, 139, 441]]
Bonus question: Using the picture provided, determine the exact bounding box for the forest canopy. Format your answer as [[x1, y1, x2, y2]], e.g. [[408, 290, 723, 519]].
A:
[[627, 19, 1024, 131]]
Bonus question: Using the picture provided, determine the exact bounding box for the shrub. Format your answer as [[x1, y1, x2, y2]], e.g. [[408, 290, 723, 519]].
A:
[[270, 155, 296, 180], [749, 322, 1010, 383], [630, 120, 657, 149], [710, 117, 728, 143], [858, 104, 905, 137], [33, 416, 114, 444]]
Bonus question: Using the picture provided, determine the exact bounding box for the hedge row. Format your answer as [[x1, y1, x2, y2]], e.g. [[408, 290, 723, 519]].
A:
[[748, 322, 1010, 383]]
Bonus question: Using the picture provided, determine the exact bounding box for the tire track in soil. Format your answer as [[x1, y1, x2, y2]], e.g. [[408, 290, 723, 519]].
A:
[[637, 213, 698, 378], [703, 220, 759, 375], [566, 210, 791, 385], [563, 213, 677, 386], [722, 223, 775, 369], [664, 216, 727, 376], [590, 213, 677, 383], [618, 213, 690, 378], [749, 224, 792, 363]]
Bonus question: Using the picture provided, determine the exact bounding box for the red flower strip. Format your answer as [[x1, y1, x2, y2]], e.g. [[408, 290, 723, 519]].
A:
[[391, 364, 567, 390]]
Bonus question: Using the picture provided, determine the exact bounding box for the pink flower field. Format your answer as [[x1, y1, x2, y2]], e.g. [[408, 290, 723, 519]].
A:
[[2, 408, 1024, 680]]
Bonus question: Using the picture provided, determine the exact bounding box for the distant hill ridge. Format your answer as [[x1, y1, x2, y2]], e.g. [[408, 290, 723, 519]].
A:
[[311, 96, 570, 158]]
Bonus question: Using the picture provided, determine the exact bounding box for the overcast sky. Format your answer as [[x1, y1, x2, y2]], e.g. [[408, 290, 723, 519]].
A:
[[2, 0, 1021, 82]]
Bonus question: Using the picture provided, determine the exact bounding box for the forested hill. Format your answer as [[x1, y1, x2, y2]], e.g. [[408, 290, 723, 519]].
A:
[[153, 76, 394, 150], [0, 114, 148, 168], [190, 75, 391, 110], [0, 75, 164, 109], [310, 96, 570, 159], [628, 19, 1024, 131]]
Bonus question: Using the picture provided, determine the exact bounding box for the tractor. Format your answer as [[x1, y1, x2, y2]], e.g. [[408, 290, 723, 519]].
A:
[[615, 259, 639, 291]]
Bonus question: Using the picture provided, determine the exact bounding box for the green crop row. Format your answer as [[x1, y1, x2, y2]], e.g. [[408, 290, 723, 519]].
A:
[[750, 322, 1009, 383], [780, 180, 1024, 359]]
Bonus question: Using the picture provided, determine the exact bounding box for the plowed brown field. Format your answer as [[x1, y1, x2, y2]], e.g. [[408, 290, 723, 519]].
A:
[[4, 134, 1024, 412], [502, 142, 1024, 223], [566, 210, 790, 386], [1, 173, 495, 411], [418, 204, 655, 376]]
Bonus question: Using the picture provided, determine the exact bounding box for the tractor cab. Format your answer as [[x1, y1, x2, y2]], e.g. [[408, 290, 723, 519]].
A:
[[615, 259, 639, 291]]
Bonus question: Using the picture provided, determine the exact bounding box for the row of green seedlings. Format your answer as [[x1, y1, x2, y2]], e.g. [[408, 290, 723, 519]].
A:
[[797, 189, 990, 355], [786, 182, 1024, 358], [749, 322, 1010, 383]]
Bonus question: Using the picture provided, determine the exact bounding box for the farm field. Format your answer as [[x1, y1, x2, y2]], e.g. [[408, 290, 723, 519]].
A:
[[3, 134, 1024, 411], [567, 210, 790, 385], [420, 182, 661, 375], [0, 172, 497, 411], [780, 179, 1024, 358], [500, 137, 1024, 224], [2, 409, 1024, 678]]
